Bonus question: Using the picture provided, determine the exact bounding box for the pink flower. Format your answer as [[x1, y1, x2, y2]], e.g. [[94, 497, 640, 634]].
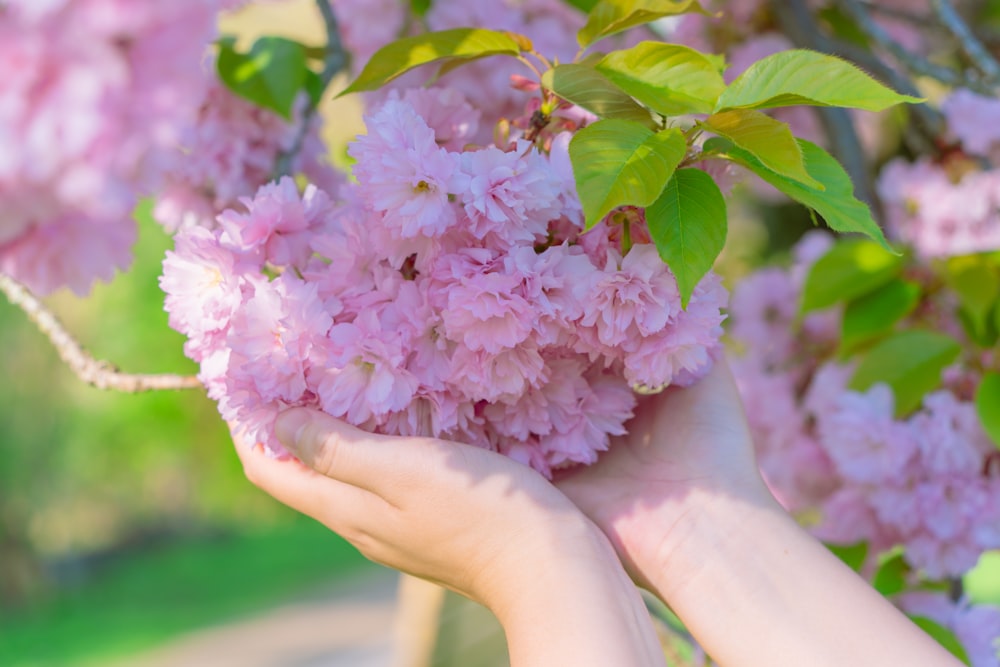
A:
[[160, 225, 247, 359], [817, 385, 918, 485], [349, 99, 466, 240], [459, 141, 563, 247], [942, 88, 1000, 158], [316, 309, 419, 425], [217, 177, 334, 268], [580, 244, 682, 349]]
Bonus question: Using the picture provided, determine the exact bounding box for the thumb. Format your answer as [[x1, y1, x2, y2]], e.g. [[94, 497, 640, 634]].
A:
[[274, 407, 394, 490]]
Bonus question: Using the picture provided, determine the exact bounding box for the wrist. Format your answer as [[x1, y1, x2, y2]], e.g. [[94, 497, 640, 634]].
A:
[[487, 515, 665, 666], [633, 475, 779, 601]]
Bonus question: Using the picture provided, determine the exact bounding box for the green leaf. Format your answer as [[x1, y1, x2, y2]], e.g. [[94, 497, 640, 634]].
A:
[[716, 49, 922, 112], [563, 0, 601, 11], [718, 139, 892, 250], [872, 550, 909, 597], [976, 372, 1000, 451], [410, 0, 433, 17], [595, 42, 726, 115], [569, 120, 687, 229], [945, 255, 1000, 344], [217, 36, 309, 120], [908, 617, 972, 665], [840, 279, 921, 355], [701, 109, 822, 188], [826, 541, 868, 572], [646, 168, 727, 308], [849, 330, 962, 417], [578, 0, 711, 48], [541, 64, 656, 126], [303, 69, 325, 107], [801, 239, 904, 314], [340, 29, 522, 95]]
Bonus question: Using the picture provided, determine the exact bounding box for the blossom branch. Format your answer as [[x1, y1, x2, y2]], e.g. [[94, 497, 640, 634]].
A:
[[837, 0, 996, 96], [0, 273, 202, 393], [273, 0, 348, 178], [775, 0, 943, 154], [931, 0, 1000, 85]]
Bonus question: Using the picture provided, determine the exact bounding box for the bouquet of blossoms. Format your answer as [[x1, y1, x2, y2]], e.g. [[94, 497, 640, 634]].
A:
[[161, 93, 728, 477], [161, 3, 914, 477]]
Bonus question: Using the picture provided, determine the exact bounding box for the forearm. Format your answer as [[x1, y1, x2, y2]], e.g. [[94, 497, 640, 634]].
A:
[[645, 484, 960, 667], [489, 521, 666, 667]]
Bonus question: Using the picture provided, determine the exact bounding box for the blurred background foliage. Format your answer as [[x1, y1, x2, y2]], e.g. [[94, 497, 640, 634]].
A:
[[0, 204, 371, 665], [3, 1, 1000, 665], [0, 4, 377, 665]]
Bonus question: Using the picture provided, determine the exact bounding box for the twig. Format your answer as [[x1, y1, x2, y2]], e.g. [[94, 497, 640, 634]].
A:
[[0, 273, 202, 393], [273, 0, 348, 178], [838, 0, 996, 95], [773, 0, 943, 153], [931, 0, 1000, 84], [858, 1, 928, 25]]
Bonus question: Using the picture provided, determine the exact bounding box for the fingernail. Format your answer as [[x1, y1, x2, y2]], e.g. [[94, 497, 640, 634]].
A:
[[274, 409, 313, 455]]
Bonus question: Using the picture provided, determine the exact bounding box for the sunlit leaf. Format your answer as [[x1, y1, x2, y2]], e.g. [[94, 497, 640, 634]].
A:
[[596, 41, 726, 115], [849, 330, 961, 417], [715, 138, 891, 250], [541, 64, 656, 126], [578, 0, 711, 48], [976, 372, 1000, 450], [702, 109, 821, 188], [908, 617, 971, 665], [646, 168, 727, 307], [217, 36, 309, 119], [716, 49, 922, 112], [840, 279, 921, 355], [340, 29, 522, 95], [801, 240, 903, 314], [569, 120, 687, 229]]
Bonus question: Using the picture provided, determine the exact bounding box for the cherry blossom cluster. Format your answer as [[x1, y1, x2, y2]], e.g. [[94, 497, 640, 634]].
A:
[[0, 0, 233, 295], [161, 93, 728, 477], [879, 88, 1000, 258], [153, 81, 340, 232], [728, 233, 1000, 581]]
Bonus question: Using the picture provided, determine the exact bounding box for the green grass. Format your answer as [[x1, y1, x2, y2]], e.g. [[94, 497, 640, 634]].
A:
[[0, 516, 371, 667]]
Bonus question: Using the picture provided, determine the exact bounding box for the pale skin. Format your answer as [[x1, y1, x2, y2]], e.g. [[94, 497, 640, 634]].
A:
[[236, 411, 667, 667], [236, 359, 962, 666]]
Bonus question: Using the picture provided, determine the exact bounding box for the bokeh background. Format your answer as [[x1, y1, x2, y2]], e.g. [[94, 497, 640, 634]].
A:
[[4, 2, 1000, 666], [0, 3, 384, 665]]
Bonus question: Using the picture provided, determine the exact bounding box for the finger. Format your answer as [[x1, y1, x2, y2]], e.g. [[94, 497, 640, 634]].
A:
[[274, 407, 416, 493], [235, 440, 390, 537]]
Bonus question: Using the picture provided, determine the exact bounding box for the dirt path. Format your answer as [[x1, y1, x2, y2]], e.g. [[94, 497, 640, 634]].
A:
[[117, 569, 399, 667]]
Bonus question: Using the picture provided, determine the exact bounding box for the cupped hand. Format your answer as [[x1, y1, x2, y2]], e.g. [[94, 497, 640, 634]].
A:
[[235, 408, 601, 611], [555, 356, 771, 591], [234, 408, 670, 666]]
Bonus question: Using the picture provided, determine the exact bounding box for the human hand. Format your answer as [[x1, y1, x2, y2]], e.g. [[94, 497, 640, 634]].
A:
[[556, 358, 961, 667], [234, 408, 667, 666], [554, 356, 771, 592]]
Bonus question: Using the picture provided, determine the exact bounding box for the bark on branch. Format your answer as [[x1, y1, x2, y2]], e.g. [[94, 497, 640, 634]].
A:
[[0, 273, 202, 393]]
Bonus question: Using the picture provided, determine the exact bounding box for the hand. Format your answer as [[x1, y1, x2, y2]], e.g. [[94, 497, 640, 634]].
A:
[[555, 356, 769, 591], [557, 358, 960, 667], [234, 408, 667, 667]]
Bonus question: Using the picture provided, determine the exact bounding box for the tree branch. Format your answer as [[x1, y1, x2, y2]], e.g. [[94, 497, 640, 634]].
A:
[[838, 0, 996, 95], [773, 0, 943, 154], [273, 0, 348, 178], [931, 0, 1000, 85], [0, 273, 202, 393]]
